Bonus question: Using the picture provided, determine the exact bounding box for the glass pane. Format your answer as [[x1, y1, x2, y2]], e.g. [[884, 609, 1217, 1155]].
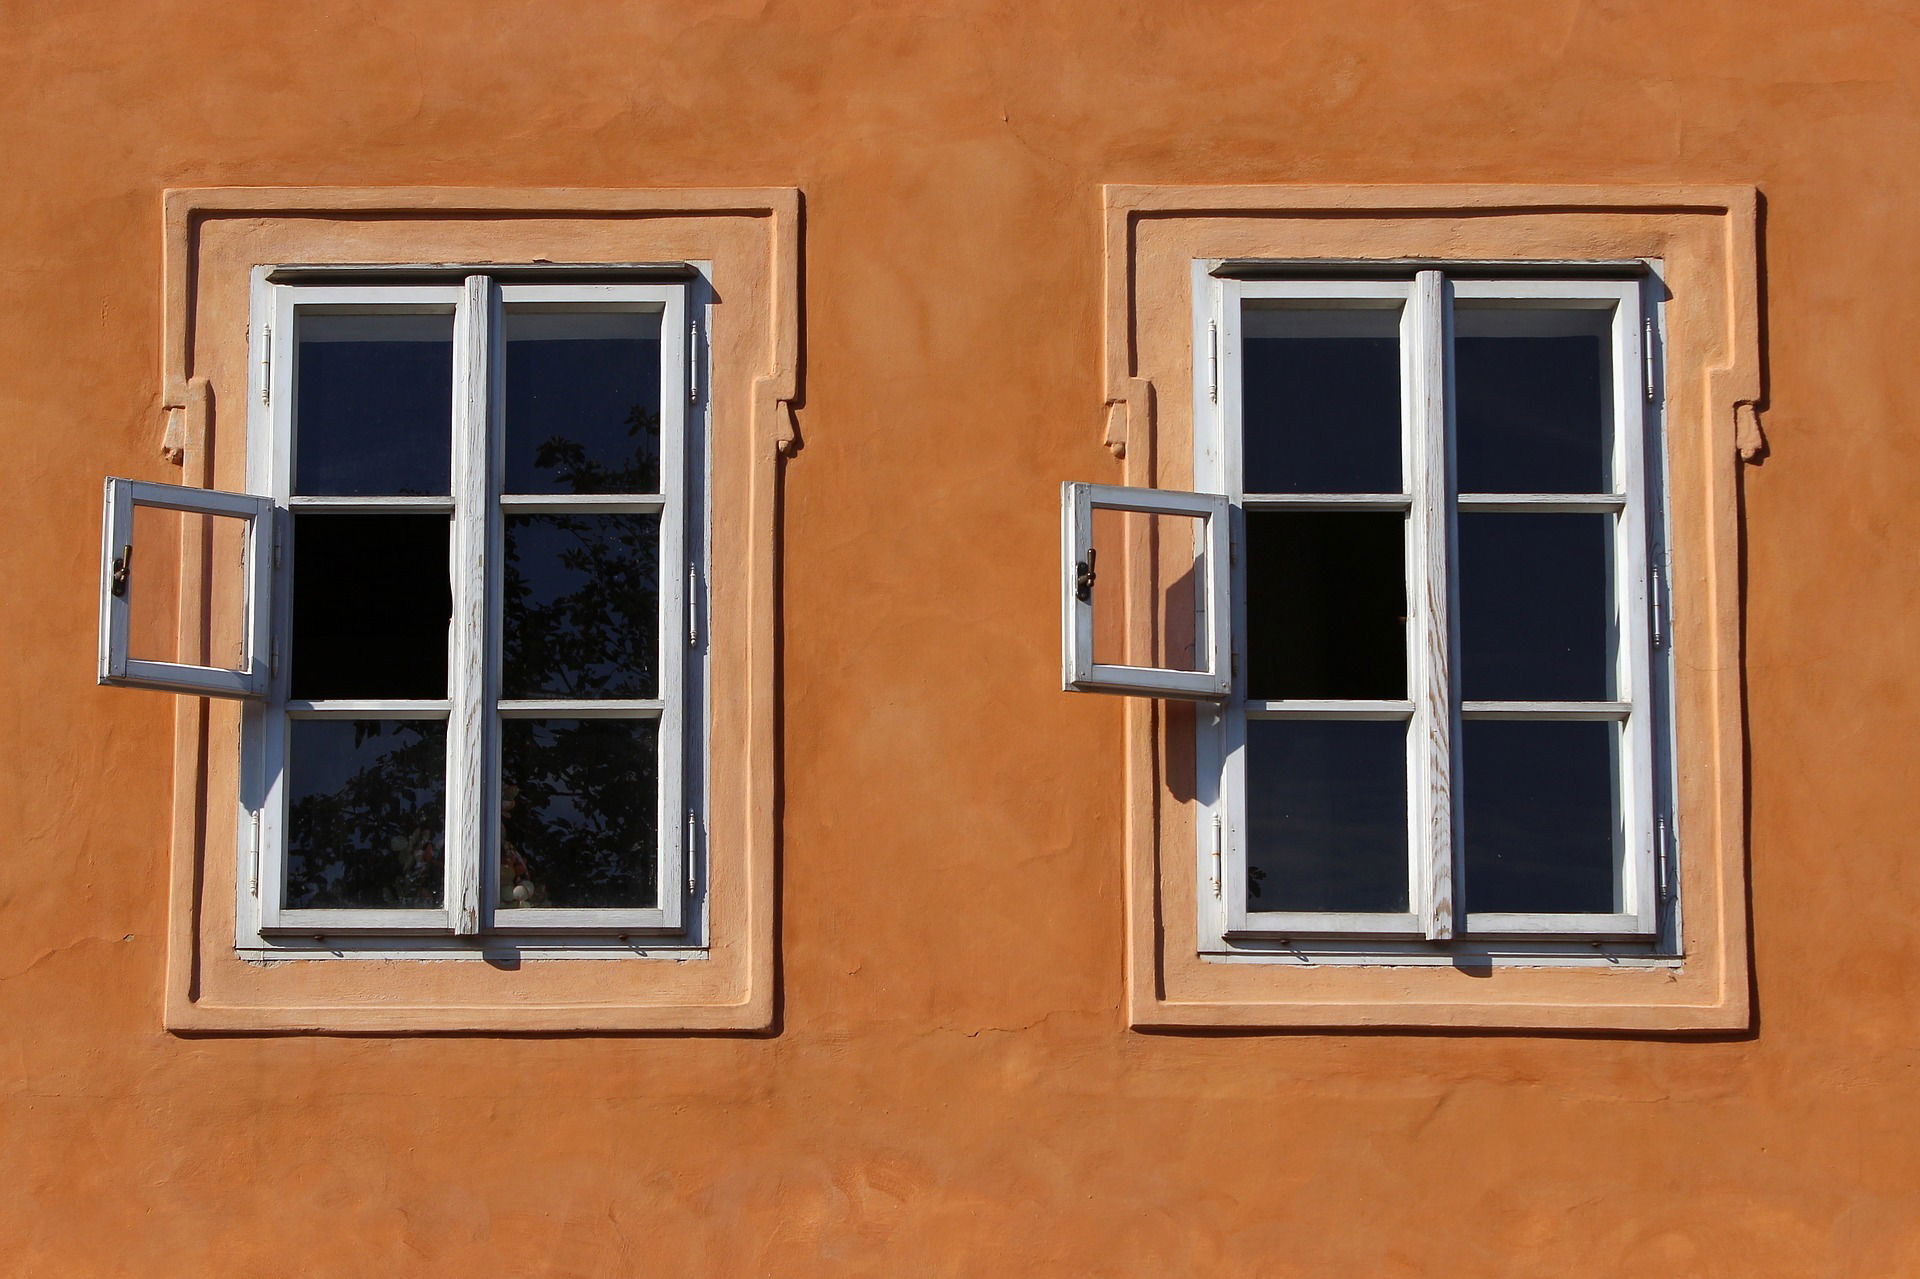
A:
[[503, 308, 664, 494], [503, 513, 660, 698], [290, 513, 450, 700], [1245, 719, 1408, 913], [1455, 306, 1613, 494], [124, 504, 249, 672], [294, 312, 453, 496], [1246, 511, 1406, 700], [1088, 507, 1205, 672], [285, 719, 446, 910], [1463, 720, 1621, 915], [501, 718, 659, 910], [1459, 513, 1615, 702], [1242, 304, 1402, 494]]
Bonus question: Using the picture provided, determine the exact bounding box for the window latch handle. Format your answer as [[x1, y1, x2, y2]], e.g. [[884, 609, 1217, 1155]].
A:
[[110, 545, 132, 598], [1074, 548, 1097, 602]]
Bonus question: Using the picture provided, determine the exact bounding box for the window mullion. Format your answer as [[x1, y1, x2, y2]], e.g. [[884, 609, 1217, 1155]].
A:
[[444, 274, 494, 936], [1408, 269, 1455, 941]]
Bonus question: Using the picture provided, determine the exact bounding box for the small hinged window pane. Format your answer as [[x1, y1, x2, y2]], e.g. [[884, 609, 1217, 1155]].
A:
[[98, 477, 273, 698], [1061, 481, 1230, 700]]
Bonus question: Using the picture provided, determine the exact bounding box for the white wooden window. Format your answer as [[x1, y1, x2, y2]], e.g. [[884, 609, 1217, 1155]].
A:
[[103, 269, 708, 949], [99, 478, 274, 697], [1071, 265, 1673, 954], [1061, 482, 1231, 699]]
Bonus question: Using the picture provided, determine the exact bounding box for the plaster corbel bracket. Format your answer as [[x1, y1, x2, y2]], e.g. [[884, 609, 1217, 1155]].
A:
[[159, 377, 211, 470], [1733, 401, 1765, 463], [757, 377, 800, 459], [1102, 377, 1155, 461]]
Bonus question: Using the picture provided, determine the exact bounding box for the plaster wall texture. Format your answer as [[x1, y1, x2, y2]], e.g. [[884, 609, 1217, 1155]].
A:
[[1, 1, 1916, 1274]]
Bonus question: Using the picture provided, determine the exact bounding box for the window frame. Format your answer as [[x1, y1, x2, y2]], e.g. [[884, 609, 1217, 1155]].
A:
[[237, 270, 705, 950], [1060, 480, 1232, 700], [1192, 265, 1675, 957], [98, 477, 274, 698]]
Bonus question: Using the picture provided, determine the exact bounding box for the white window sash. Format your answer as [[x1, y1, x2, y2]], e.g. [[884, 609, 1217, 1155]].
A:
[[485, 280, 690, 937], [1450, 277, 1658, 939], [1207, 275, 1433, 941], [1060, 481, 1231, 700], [97, 477, 273, 698]]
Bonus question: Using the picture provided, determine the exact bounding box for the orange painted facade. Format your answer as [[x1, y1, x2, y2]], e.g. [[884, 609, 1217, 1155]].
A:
[[3, 2, 1917, 1273]]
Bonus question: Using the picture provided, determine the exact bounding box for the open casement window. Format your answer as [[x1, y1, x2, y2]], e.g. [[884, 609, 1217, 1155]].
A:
[[1061, 482, 1231, 699], [104, 267, 708, 949], [1182, 267, 1670, 951], [99, 478, 274, 697]]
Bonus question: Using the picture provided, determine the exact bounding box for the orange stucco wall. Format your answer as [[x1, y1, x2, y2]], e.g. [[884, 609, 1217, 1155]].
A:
[[3, 2, 1917, 1273]]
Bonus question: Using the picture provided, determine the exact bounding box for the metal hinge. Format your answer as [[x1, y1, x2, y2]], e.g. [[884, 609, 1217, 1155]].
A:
[[248, 811, 262, 895], [1210, 816, 1223, 899], [1655, 813, 1673, 901], [1650, 561, 1666, 649], [688, 318, 700, 403], [686, 809, 699, 895], [1207, 319, 1219, 403], [1643, 316, 1656, 402], [687, 564, 699, 646], [260, 326, 272, 404]]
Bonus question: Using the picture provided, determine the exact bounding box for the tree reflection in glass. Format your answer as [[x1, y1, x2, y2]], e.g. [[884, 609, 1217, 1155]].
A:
[[500, 719, 659, 909], [503, 513, 660, 699], [503, 310, 662, 495], [498, 321, 667, 908], [285, 719, 446, 909]]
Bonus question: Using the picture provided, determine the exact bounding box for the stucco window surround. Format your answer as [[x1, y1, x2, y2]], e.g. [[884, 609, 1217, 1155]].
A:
[[145, 187, 797, 1033], [1099, 184, 1760, 1031]]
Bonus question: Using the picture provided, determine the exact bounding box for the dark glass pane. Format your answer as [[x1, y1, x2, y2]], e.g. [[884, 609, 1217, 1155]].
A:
[[1459, 513, 1614, 702], [501, 718, 659, 909], [290, 514, 450, 700], [1246, 719, 1408, 913], [294, 312, 453, 496], [503, 514, 659, 698], [285, 719, 446, 910], [1462, 720, 1621, 914], [1242, 305, 1402, 494], [1246, 511, 1406, 700], [1455, 307, 1613, 494], [503, 309, 663, 494]]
